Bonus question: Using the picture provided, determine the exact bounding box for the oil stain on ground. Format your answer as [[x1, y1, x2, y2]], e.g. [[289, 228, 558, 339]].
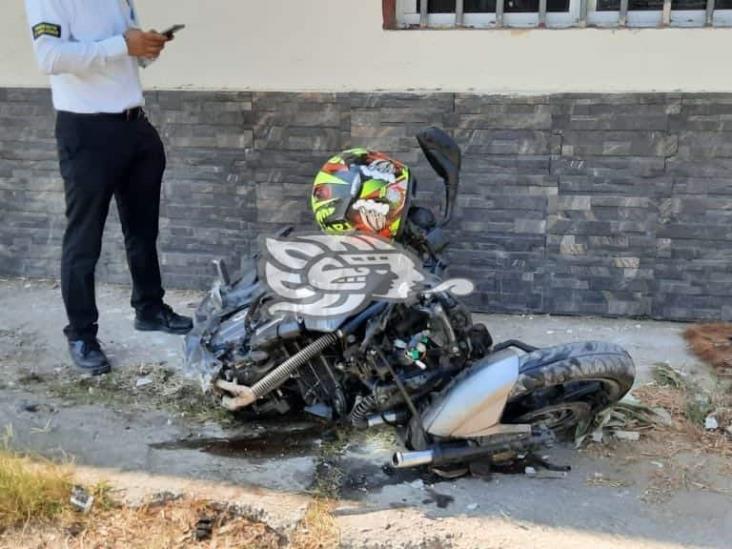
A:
[[150, 419, 332, 460]]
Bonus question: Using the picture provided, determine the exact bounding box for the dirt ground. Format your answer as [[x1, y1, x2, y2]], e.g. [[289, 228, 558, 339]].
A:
[[0, 277, 730, 548]]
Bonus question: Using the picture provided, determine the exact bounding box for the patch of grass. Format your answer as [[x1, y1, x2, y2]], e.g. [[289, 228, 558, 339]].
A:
[[0, 449, 72, 532], [45, 364, 234, 425], [16, 371, 46, 386], [1, 424, 284, 546], [652, 362, 686, 389], [89, 480, 118, 512], [289, 427, 348, 549], [684, 393, 715, 427], [649, 363, 728, 429], [78, 499, 283, 548], [308, 428, 351, 500], [632, 375, 731, 459], [290, 499, 340, 549], [2, 496, 284, 548]]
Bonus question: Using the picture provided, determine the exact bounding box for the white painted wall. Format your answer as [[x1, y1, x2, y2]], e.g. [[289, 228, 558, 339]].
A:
[[3, 0, 732, 93]]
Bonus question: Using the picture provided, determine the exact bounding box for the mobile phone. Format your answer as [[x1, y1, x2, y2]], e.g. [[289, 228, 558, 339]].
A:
[[161, 24, 185, 39]]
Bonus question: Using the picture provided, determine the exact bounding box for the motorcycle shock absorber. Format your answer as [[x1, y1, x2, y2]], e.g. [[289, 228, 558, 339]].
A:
[[349, 394, 379, 427]]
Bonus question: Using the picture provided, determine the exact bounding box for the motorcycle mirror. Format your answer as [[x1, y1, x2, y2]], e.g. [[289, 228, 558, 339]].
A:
[[416, 127, 461, 226], [212, 258, 231, 287]]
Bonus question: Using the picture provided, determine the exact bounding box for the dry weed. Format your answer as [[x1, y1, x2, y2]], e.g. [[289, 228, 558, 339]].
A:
[[0, 450, 73, 533], [683, 323, 732, 380], [289, 499, 340, 549], [640, 461, 717, 504], [1, 497, 283, 549], [584, 473, 632, 489]]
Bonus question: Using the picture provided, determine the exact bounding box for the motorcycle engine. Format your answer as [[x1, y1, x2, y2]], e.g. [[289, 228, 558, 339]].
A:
[[340, 295, 493, 427], [190, 268, 492, 425]]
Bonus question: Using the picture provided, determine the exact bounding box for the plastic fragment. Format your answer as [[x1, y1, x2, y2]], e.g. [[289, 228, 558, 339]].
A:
[[70, 486, 94, 514], [135, 376, 153, 388], [613, 430, 640, 441], [704, 415, 719, 430]]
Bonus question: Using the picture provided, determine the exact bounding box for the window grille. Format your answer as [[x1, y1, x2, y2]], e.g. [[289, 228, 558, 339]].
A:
[[396, 0, 732, 27]]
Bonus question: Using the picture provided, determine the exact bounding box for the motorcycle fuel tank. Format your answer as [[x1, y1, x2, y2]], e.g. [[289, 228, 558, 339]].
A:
[[422, 350, 519, 439]]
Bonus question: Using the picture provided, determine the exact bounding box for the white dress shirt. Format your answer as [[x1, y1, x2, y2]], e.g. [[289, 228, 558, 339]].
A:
[[25, 0, 145, 113]]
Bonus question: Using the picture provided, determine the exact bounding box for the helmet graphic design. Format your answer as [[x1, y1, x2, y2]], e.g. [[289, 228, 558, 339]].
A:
[[311, 148, 411, 240]]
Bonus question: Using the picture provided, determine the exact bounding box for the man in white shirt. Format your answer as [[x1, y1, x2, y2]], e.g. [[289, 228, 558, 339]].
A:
[[25, 0, 193, 375]]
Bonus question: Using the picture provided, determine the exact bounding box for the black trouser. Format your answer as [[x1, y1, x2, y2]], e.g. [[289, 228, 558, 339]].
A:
[[55, 109, 166, 341]]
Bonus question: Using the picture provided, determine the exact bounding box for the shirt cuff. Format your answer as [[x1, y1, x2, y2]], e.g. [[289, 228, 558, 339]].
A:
[[99, 35, 129, 60]]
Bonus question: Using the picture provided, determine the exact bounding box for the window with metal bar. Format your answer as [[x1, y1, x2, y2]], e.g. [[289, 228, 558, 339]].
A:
[[417, 0, 569, 12], [416, 0, 496, 11], [399, 0, 732, 26]]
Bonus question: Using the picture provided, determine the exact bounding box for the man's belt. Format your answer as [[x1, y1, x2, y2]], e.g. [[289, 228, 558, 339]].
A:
[[57, 107, 145, 121]]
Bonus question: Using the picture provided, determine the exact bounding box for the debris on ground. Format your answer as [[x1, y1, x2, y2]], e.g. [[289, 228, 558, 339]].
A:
[[2, 492, 286, 548], [653, 361, 688, 389], [576, 394, 661, 446], [69, 486, 94, 514], [35, 363, 231, 425], [194, 516, 214, 541], [585, 473, 631, 489], [147, 490, 184, 507], [522, 464, 567, 480], [409, 479, 425, 490], [683, 323, 732, 380], [632, 364, 732, 457], [705, 415, 719, 431], [613, 430, 640, 442], [685, 392, 716, 426], [641, 461, 714, 504], [134, 376, 153, 388], [578, 362, 732, 461]]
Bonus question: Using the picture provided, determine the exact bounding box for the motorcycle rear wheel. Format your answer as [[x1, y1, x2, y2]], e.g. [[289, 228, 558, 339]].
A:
[[501, 341, 636, 435]]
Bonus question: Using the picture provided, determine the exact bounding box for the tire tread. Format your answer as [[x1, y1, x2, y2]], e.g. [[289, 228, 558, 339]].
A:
[[508, 340, 635, 403]]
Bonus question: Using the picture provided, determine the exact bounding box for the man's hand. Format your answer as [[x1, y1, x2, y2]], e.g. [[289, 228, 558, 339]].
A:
[[124, 29, 168, 58]]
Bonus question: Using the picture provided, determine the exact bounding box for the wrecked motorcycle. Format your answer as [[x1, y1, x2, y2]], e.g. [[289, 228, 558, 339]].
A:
[[185, 127, 636, 474]]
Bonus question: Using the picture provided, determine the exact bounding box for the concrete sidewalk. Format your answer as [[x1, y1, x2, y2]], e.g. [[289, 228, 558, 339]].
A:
[[0, 278, 729, 548]]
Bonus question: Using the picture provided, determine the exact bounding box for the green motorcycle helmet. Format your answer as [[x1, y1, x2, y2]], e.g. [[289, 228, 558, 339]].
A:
[[310, 148, 412, 240]]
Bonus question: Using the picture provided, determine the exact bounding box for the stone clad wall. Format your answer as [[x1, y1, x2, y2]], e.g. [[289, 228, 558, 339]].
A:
[[1, 88, 731, 321]]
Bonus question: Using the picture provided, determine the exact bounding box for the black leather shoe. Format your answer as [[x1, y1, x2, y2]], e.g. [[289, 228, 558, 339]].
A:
[[68, 339, 111, 376], [134, 304, 193, 335]]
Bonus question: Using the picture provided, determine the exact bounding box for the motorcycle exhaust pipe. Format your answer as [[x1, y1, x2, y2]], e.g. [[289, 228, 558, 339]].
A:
[[392, 430, 551, 469], [392, 444, 499, 469], [392, 445, 482, 469], [392, 449, 434, 468]]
